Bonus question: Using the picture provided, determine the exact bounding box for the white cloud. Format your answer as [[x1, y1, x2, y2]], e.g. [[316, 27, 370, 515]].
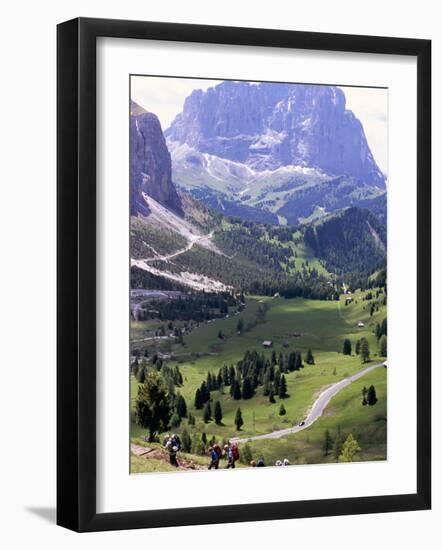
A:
[[131, 76, 388, 175]]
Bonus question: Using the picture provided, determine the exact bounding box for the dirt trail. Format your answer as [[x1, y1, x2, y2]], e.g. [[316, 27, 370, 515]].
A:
[[131, 443, 206, 470]]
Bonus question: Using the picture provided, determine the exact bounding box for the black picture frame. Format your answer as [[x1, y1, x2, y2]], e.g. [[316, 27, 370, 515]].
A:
[[57, 17, 431, 532]]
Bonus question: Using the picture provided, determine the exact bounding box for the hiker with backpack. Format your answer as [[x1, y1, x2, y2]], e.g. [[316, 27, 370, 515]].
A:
[[225, 442, 239, 468], [164, 435, 180, 467], [208, 446, 220, 470]]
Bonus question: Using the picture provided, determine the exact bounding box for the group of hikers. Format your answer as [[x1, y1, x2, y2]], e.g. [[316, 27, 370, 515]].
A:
[[163, 434, 290, 469], [207, 442, 240, 469]]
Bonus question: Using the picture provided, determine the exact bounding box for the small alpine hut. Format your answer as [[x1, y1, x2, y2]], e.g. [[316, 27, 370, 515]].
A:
[[357, 320, 365, 328], [262, 340, 273, 348]]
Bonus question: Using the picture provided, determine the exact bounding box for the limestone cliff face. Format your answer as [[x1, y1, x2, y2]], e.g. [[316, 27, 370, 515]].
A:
[[165, 81, 385, 188], [130, 100, 182, 216]]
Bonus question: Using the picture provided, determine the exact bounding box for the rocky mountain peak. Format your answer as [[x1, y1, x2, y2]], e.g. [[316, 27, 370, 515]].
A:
[[130, 101, 183, 216], [165, 81, 385, 188]]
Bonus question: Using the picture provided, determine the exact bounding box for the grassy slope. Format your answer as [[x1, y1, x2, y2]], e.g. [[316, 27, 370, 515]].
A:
[[250, 366, 386, 465], [131, 289, 386, 452]]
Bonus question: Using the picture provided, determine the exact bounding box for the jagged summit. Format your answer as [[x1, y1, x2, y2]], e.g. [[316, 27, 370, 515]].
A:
[[165, 81, 385, 188]]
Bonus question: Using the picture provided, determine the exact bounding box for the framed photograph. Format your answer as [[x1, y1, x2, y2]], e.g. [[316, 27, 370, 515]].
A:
[[57, 18, 431, 532]]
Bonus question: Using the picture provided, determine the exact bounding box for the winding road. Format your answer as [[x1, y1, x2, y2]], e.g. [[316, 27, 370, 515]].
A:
[[231, 362, 385, 444]]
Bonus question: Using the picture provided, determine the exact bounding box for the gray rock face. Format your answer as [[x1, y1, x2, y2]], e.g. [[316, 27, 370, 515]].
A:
[[165, 81, 385, 188], [131, 101, 182, 216]]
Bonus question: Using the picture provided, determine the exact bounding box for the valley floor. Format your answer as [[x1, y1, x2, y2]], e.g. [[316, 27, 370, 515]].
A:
[[130, 289, 387, 472]]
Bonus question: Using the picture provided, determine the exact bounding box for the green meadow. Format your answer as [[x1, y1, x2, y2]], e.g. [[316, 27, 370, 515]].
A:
[[130, 288, 387, 470]]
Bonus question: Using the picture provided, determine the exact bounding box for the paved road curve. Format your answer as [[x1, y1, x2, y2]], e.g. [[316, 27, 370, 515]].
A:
[[231, 362, 385, 444]]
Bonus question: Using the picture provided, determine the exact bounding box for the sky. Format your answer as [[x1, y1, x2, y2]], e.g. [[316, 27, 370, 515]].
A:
[[131, 76, 388, 175]]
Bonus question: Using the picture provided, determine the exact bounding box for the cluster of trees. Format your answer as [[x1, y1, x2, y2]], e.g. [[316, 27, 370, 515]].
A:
[[215, 222, 293, 271], [375, 318, 387, 357], [343, 337, 371, 363], [361, 385, 378, 406], [303, 207, 386, 277], [133, 358, 191, 440], [136, 292, 236, 322], [322, 426, 361, 463], [193, 348, 313, 409]]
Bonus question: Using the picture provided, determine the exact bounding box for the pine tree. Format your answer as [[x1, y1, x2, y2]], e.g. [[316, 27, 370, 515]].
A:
[[379, 335, 387, 357], [194, 388, 203, 410], [187, 412, 195, 426], [355, 339, 361, 355], [137, 366, 145, 384], [279, 403, 286, 416], [201, 432, 207, 445], [203, 401, 212, 423], [295, 351, 303, 371], [235, 408, 244, 431], [361, 386, 368, 406], [279, 374, 288, 398], [360, 338, 370, 363], [181, 428, 192, 453], [170, 412, 181, 428], [240, 443, 253, 465], [343, 338, 352, 356], [367, 385, 378, 406], [134, 372, 173, 442], [338, 434, 361, 462], [200, 381, 210, 403], [241, 377, 253, 399], [175, 394, 187, 418], [305, 348, 315, 365], [214, 400, 223, 424], [333, 425, 343, 460], [232, 379, 242, 400], [322, 429, 333, 456], [236, 318, 244, 333]]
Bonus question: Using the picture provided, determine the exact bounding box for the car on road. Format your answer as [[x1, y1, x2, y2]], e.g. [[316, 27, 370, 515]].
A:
[[299, 421, 305, 427]]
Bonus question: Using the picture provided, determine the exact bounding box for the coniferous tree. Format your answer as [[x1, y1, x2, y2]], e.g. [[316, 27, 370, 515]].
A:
[[269, 388, 275, 403], [232, 379, 242, 400], [305, 348, 315, 365], [240, 443, 253, 465], [379, 335, 387, 357], [279, 374, 288, 398], [187, 412, 195, 425], [295, 351, 303, 371], [360, 338, 370, 363], [355, 339, 361, 355], [214, 400, 223, 425], [203, 401, 212, 423], [181, 428, 192, 452], [338, 434, 361, 462], [170, 412, 181, 428], [343, 339, 352, 356], [361, 386, 368, 406], [175, 394, 187, 418], [135, 372, 173, 442], [137, 366, 146, 384], [201, 432, 207, 445], [236, 318, 244, 333], [194, 388, 203, 410], [367, 385, 378, 405], [200, 381, 210, 403], [322, 429, 333, 456], [279, 403, 286, 416], [242, 377, 253, 399], [235, 408, 244, 431], [334, 425, 343, 460]]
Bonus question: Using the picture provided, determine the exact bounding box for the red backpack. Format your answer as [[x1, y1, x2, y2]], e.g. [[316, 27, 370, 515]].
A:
[[231, 444, 239, 461], [213, 444, 222, 458]]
